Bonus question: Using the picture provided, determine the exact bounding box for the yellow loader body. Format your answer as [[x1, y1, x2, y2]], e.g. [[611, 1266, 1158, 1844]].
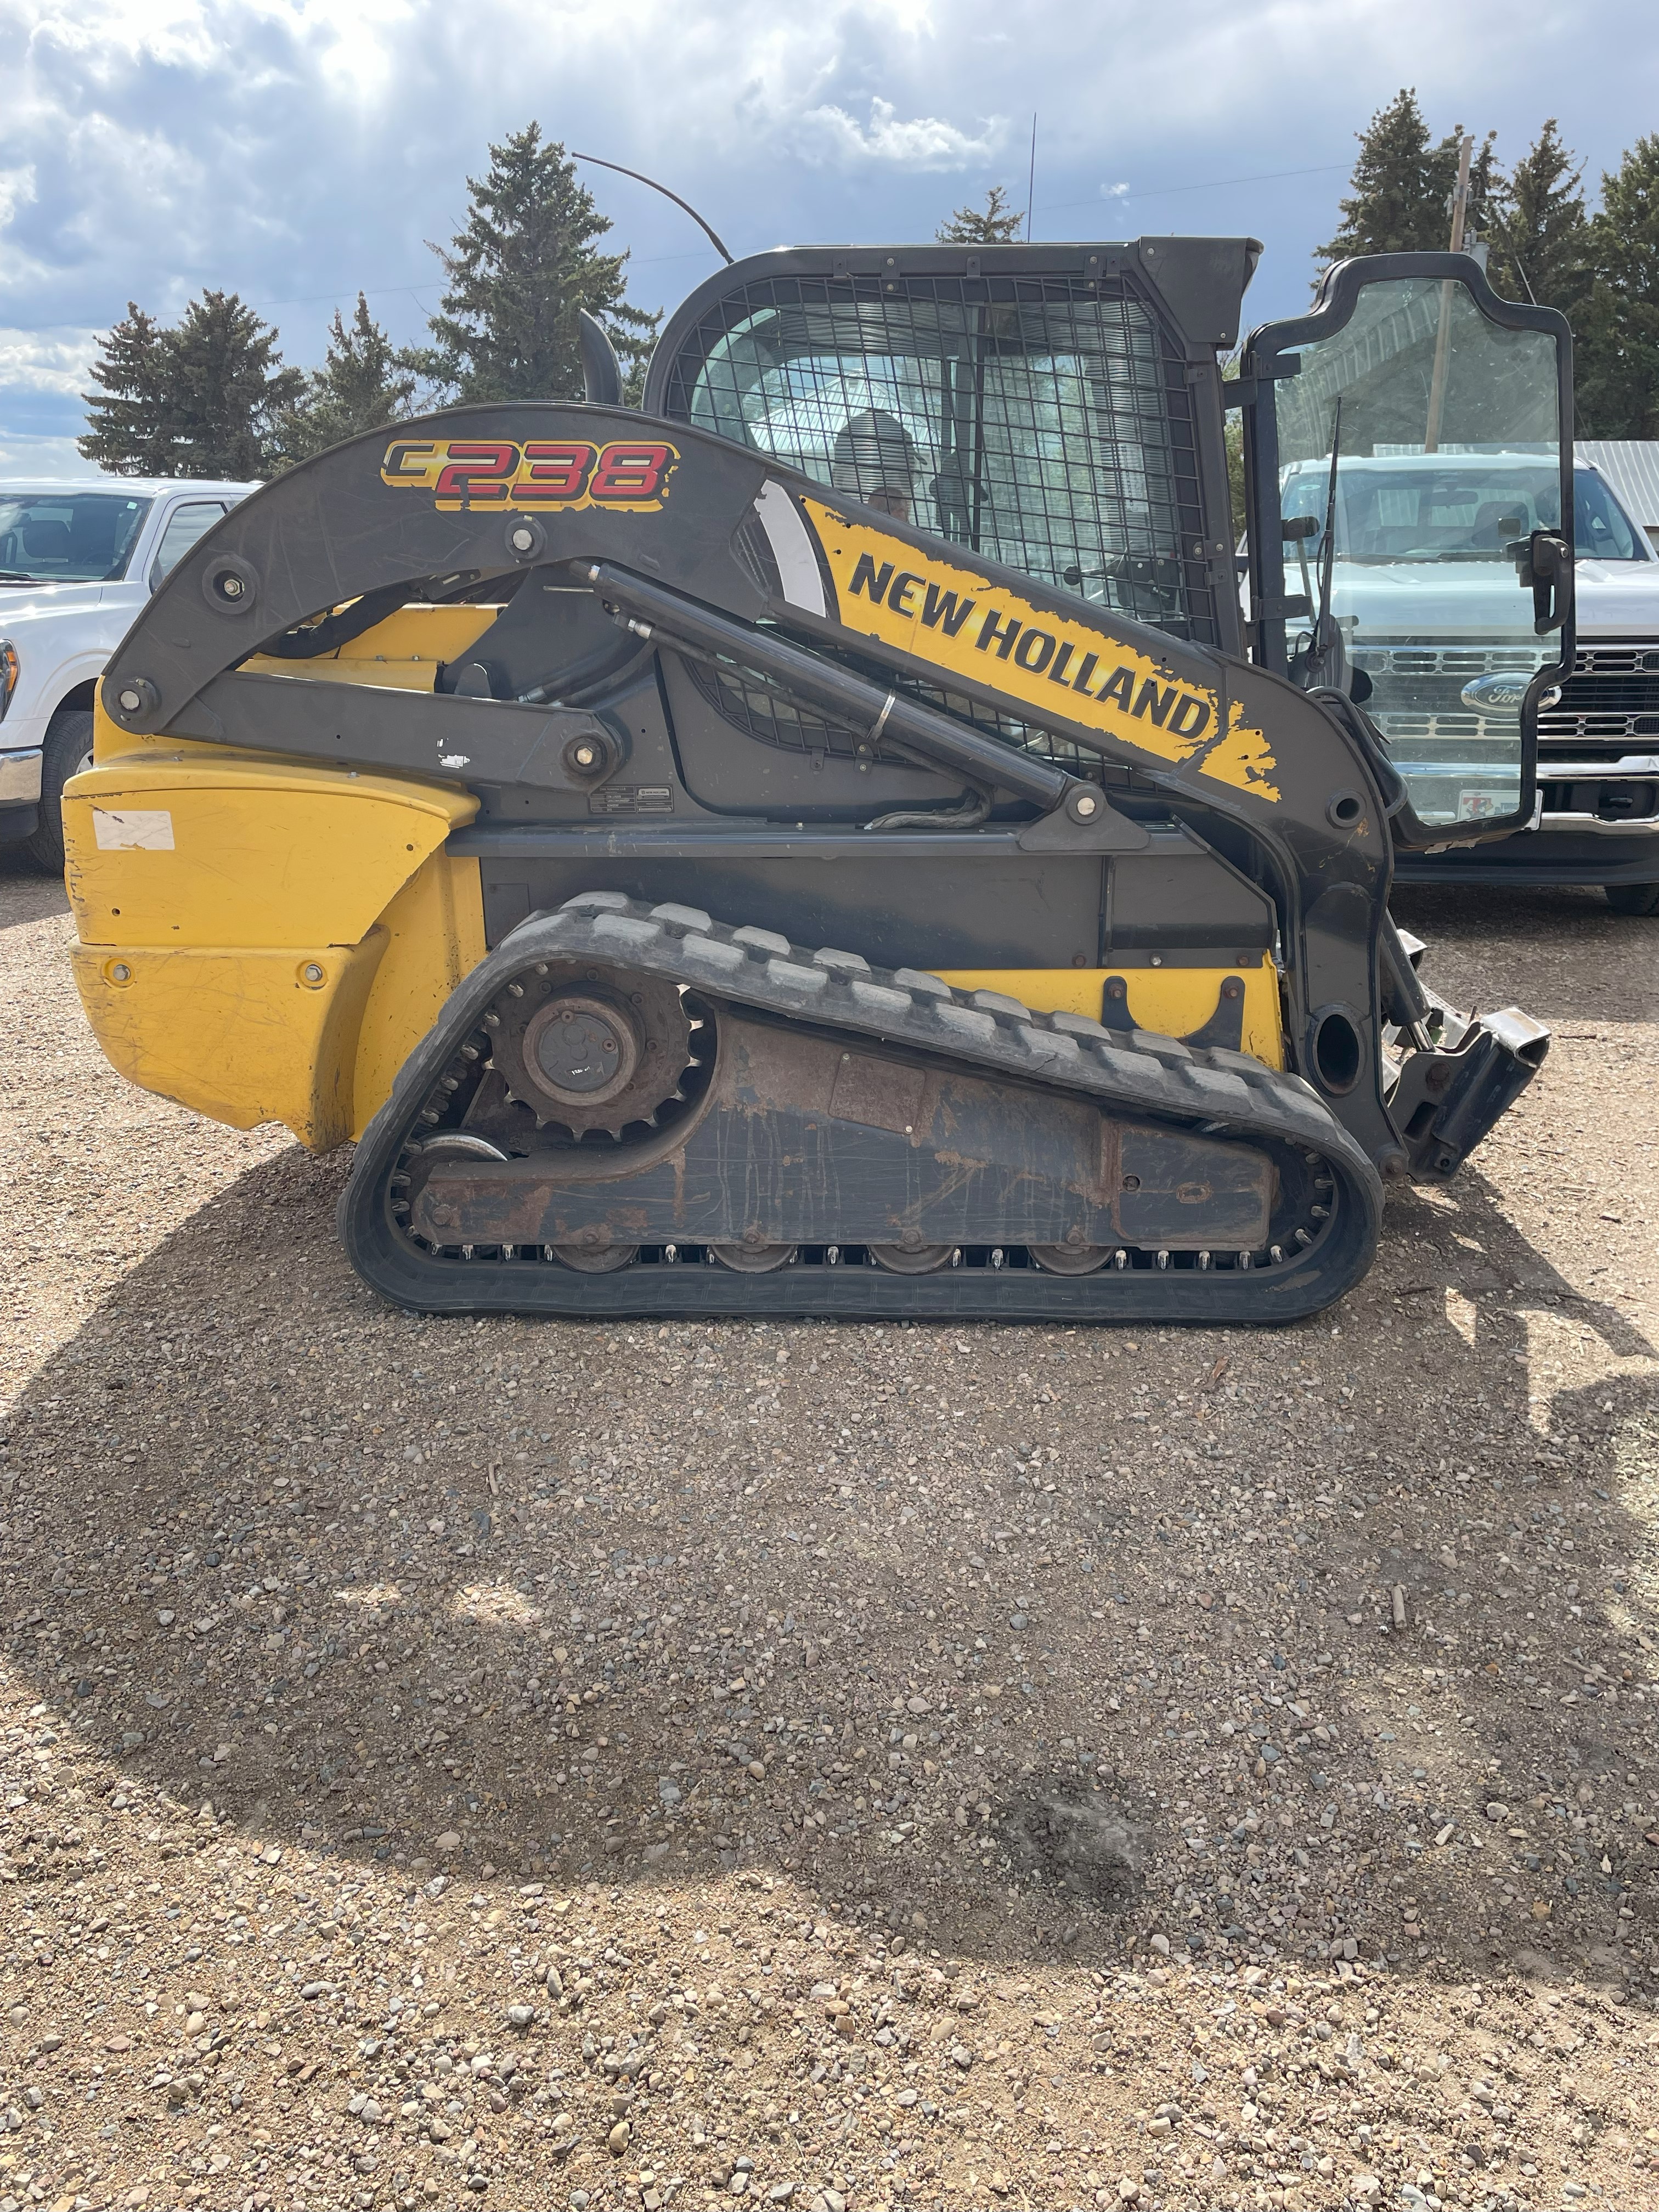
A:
[[66, 706, 486, 1150]]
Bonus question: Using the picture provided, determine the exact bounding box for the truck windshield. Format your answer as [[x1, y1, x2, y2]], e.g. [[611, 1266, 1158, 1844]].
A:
[[0, 492, 154, 583], [1279, 460, 1643, 563]]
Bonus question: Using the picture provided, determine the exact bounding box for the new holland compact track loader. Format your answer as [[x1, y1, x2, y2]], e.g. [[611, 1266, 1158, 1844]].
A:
[[64, 238, 1570, 1322]]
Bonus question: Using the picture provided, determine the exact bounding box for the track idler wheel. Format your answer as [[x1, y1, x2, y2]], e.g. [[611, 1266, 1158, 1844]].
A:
[[711, 1242, 798, 1273], [869, 1242, 957, 1274], [1030, 1243, 1113, 1276], [553, 1239, 640, 1273]]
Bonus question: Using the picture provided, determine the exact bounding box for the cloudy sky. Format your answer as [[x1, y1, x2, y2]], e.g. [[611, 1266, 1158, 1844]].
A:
[[3, 0, 1652, 472]]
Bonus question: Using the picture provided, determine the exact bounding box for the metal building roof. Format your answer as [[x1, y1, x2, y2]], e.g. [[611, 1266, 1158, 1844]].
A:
[[1579, 440, 1659, 535]]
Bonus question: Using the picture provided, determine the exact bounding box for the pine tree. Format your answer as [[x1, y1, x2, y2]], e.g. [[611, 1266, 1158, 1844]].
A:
[[274, 295, 418, 466], [1485, 120, 1590, 311], [1317, 90, 1496, 266], [404, 123, 660, 404], [1578, 134, 1659, 438], [936, 185, 1024, 244], [78, 306, 175, 475], [78, 291, 301, 477]]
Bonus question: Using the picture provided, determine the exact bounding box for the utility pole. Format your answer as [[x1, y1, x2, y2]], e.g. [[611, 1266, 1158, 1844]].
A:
[[1424, 132, 1475, 455]]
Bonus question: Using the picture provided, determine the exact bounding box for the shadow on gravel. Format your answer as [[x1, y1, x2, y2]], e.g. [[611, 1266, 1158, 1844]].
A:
[[3, 1125, 1656, 1991], [0, 847, 67, 927]]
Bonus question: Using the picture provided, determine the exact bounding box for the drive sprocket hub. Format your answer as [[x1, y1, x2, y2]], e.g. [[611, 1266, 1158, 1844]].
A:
[[485, 961, 691, 1136]]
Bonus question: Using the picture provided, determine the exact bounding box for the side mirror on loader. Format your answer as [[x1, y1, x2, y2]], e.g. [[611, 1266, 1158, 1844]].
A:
[[1514, 527, 1574, 634], [1231, 252, 1575, 849]]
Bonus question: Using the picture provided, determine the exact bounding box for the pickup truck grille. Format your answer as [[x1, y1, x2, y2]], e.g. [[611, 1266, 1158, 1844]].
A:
[[1352, 643, 1539, 681], [1351, 636, 1659, 743], [1348, 639, 1536, 822], [1538, 638, 1659, 758], [1347, 633, 1659, 829]]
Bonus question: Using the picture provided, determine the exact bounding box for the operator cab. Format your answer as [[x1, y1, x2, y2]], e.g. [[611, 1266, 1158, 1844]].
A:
[[644, 240, 1256, 650]]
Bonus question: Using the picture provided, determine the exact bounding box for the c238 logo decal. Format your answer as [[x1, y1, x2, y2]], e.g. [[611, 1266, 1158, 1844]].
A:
[[381, 437, 679, 514]]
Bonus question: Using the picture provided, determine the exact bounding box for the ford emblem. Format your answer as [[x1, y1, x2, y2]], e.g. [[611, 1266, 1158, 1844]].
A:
[[1460, 672, 1530, 714]]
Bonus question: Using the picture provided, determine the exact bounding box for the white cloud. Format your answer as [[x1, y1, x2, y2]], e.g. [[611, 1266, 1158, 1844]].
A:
[[799, 95, 1005, 172], [0, 328, 100, 397], [0, 431, 101, 475], [0, 166, 36, 226], [0, 0, 1650, 457]]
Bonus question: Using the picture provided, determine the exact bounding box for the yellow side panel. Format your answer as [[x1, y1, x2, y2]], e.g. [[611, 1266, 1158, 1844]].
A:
[[69, 933, 387, 1149], [324, 606, 501, 660], [934, 966, 1285, 1069], [63, 741, 484, 1151], [240, 603, 500, 689], [350, 853, 488, 1138], [64, 746, 475, 949]]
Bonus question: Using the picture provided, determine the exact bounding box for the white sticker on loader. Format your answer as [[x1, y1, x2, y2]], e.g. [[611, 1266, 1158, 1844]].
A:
[[92, 807, 175, 850]]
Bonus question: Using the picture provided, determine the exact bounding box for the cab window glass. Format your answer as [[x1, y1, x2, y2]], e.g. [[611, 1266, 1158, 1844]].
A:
[[1272, 274, 1564, 828], [1575, 473, 1643, 561], [666, 275, 1220, 642], [149, 502, 226, 588]]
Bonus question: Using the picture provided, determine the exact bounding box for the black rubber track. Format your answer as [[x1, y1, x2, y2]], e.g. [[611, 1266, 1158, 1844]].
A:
[[339, 895, 1385, 1324]]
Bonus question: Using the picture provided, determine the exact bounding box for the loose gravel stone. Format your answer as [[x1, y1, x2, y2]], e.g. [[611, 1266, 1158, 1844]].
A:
[[1, 860, 1657, 2210]]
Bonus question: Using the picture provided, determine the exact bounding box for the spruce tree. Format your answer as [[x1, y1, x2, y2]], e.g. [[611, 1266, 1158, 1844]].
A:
[[1317, 90, 1496, 265], [1578, 135, 1659, 437], [936, 186, 1024, 244], [274, 294, 417, 465], [78, 306, 174, 475], [163, 292, 304, 477], [1485, 120, 1590, 311], [78, 291, 301, 478], [404, 123, 660, 404]]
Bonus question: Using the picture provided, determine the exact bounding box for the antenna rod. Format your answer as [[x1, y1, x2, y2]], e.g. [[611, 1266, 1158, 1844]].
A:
[[1026, 114, 1037, 241], [572, 153, 735, 266]]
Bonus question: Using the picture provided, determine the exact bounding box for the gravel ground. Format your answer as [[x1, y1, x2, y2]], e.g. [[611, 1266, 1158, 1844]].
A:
[[2, 857, 1657, 2212]]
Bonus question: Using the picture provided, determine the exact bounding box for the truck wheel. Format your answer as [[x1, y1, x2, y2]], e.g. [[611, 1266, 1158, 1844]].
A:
[[24, 706, 94, 874], [1605, 882, 1659, 917]]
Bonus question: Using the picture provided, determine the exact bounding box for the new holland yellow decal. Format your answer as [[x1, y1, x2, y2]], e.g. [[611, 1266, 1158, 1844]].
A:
[[801, 500, 1278, 800], [381, 437, 679, 514]]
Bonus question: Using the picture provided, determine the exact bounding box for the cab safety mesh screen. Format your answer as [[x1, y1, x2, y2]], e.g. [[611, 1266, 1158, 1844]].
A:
[[658, 274, 1218, 647]]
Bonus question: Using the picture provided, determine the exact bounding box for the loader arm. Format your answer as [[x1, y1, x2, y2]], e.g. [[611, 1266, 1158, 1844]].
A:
[[98, 402, 1413, 1170]]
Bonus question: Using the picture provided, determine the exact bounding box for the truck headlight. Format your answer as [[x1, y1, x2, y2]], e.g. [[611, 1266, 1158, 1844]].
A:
[[0, 639, 16, 723]]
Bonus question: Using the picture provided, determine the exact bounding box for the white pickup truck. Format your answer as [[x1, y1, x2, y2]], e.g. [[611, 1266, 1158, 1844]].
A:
[[0, 477, 256, 868], [1275, 452, 1659, 911]]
